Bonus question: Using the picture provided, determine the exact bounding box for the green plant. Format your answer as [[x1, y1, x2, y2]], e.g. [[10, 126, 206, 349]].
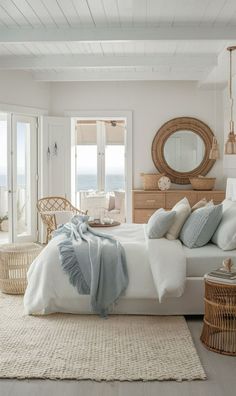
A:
[[0, 214, 8, 224]]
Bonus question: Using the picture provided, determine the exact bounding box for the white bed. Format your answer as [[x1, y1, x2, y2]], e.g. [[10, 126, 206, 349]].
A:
[[24, 224, 158, 314], [24, 179, 236, 316], [24, 221, 236, 316]]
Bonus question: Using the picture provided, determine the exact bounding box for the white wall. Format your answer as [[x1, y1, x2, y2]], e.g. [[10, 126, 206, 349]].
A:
[[50, 81, 225, 189], [0, 76, 227, 190], [0, 71, 50, 111], [222, 84, 236, 176]]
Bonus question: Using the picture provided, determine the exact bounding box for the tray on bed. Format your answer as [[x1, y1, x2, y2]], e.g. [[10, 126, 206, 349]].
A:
[[88, 221, 120, 227]]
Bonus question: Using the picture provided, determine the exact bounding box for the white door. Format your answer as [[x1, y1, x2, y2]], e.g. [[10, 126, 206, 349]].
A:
[[41, 116, 71, 198], [11, 115, 38, 242]]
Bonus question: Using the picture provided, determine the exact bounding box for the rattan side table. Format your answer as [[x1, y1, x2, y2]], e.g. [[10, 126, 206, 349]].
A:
[[200, 279, 236, 355]]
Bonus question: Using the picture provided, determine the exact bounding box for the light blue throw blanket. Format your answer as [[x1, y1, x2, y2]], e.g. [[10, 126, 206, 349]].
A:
[[53, 215, 128, 316]]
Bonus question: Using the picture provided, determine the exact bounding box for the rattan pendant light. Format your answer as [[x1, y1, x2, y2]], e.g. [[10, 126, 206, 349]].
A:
[[225, 46, 236, 155]]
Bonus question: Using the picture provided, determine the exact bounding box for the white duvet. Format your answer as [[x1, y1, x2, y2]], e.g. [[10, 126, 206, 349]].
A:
[[24, 223, 186, 315]]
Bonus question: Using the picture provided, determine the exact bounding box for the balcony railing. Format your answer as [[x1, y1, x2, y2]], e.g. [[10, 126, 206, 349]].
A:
[[0, 185, 27, 242]]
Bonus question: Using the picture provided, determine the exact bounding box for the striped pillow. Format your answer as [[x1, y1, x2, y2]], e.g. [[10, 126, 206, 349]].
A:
[[180, 204, 223, 248]]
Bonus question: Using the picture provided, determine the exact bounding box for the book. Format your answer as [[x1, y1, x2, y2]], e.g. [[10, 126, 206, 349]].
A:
[[204, 275, 236, 285], [208, 272, 236, 280], [206, 267, 236, 280]]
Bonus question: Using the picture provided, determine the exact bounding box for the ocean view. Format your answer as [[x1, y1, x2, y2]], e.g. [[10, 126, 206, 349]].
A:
[[77, 174, 125, 192], [0, 174, 125, 192], [0, 174, 25, 187]]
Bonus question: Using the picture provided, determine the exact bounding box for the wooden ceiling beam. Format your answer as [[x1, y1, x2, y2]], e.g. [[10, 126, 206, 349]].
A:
[[33, 69, 208, 82], [0, 54, 217, 69], [0, 26, 235, 42]]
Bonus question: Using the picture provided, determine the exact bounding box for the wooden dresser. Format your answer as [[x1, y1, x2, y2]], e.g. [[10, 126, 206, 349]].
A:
[[132, 189, 225, 223]]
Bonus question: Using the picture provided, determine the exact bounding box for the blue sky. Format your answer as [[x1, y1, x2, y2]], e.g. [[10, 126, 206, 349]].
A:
[[76, 145, 125, 175]]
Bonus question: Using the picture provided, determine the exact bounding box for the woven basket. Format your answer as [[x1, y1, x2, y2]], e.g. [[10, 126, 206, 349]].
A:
[[0, 243, 43, 295], [140, 173, 163, 190], [189, 177, 216, 191]]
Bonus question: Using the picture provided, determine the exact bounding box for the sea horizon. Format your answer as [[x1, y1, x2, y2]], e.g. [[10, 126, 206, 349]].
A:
[[0, 174, 125, 192]]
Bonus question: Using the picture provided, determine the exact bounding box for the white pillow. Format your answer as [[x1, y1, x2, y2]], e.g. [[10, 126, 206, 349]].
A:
[[191, 198, 214, 212], [191, 198, 208, 212], [212, 199, 236, 250], [54, 211, 74, 226], [166, 197, 191, 240], [114, 191, 125, 210], [43, 210, 73, 227], [222, 198, 235, 212], [108, 194, 115, 211]]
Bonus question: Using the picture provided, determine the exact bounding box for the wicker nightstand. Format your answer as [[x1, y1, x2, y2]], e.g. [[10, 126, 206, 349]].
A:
[[200, 280, 236, 355], [0, 243, 43, 295]]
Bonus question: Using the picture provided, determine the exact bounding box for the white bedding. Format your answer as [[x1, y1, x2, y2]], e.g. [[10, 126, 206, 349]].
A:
[[24, 224, 153, 314], [147, 236, 186, 302], [24, 223, 187, 315]]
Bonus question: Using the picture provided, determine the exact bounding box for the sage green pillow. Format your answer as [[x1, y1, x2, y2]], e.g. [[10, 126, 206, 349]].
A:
[[180, 204, 223, 248], [147, 208, 176, 239]]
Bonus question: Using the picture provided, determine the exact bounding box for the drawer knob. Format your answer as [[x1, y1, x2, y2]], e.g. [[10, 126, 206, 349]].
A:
[[146, 199, 155, 203]]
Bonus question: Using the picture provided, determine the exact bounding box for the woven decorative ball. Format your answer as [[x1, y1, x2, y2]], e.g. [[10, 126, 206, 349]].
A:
[[0, 243, 43, 295]]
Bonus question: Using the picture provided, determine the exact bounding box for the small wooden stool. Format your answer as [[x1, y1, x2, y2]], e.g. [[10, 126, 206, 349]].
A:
[[200, 280, 236, 355]]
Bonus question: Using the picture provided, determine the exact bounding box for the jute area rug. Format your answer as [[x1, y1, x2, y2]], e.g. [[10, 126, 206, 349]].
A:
[[0, 294, 206, 381]]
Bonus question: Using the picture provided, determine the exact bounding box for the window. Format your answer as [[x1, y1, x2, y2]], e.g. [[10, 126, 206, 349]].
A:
[[74, 119, 126, 220], [105, 145, 125, 192], [77, 145, 98, 191]]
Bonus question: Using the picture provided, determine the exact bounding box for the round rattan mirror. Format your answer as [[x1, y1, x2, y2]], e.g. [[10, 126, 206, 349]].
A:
[[151, 117, 216, 184]]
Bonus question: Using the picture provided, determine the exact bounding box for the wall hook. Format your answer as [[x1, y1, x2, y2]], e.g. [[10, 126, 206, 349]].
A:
[[53, 142, 58, 156]]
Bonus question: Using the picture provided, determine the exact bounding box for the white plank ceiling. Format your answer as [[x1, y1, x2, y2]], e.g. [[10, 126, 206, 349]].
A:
[[0, 0, 235, 83]]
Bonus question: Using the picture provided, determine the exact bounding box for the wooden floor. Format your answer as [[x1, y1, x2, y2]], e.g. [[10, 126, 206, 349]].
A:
[[1, 317, 236, 396]]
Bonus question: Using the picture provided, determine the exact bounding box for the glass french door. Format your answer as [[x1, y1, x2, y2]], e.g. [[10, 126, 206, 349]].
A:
[[76, 120, 125, 192], [74, 119, 126, 220], [0, 113, 38, 243]]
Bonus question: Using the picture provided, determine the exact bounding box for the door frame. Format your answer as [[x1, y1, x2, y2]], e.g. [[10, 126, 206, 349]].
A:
[[66, 110, 133, 222], [0, 103, 47, 244]]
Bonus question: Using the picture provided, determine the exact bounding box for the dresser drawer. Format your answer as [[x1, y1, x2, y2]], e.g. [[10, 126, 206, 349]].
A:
[[133, 209, 155, 224], [132, 190, 225, 222], [197, 191, 225, 204], [133, 193, 165, 209], [165, 191, 197, 209]]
